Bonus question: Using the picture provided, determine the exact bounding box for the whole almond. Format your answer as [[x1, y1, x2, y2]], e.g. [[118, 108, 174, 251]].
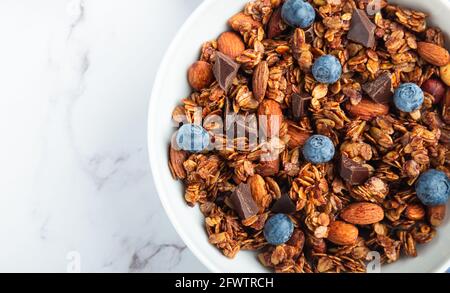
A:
[[169, 146, 188, 180], [286, 230, 305, 253], [217, 31, 246, 59], [327, 221, 359, 246], [340, 202, 384, 225], [267, 7, 286, 39], [286, 120, 311, 149], [405, 204, 426, 221], [249, 174, 270, 211], [253, 61, 269, 102], [346, 98, 389, 121], [440, 62, 450, 86], [417, 42, 450, 66], [257, 99, 283, 138], [188, 61, 214, 91], [228, 12, 262, 32], [427, 205, 446, 227]]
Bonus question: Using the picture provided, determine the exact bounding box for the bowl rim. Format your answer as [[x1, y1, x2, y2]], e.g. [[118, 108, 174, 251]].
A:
[[148, 0, 228, 273], [149, 0, 450, 273]]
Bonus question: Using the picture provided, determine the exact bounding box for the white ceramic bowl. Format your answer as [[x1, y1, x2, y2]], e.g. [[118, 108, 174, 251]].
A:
[[149, 0, 450, 273]]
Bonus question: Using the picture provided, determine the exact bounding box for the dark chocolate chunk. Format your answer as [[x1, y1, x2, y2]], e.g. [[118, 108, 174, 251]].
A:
[[347, 9, 376, 48], [271, 193, 296, 214], [362, 72, 393, 104], [213, 52, 240, 92], [339, 155, 370, 185], [291, 93, 312, 120], [230, 183, 259, 219]]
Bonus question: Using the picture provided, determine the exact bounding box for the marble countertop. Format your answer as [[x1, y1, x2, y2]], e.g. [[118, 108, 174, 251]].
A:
[[0, 0, 208, 272]]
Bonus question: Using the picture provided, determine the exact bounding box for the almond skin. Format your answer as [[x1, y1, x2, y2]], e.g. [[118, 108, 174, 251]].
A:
[[341, 202, 384, 225], [253, 61, 269, 102], [228, 12, 262, 32], [249, 174, 270, 212], [267, 7, 286, 39], [327, 221, 359, 246], [417, 42, 450, 67], [188, 61, 214, 91], [286, 120, 311, 149], [427, 205, 446, 227], [169, 146, 188, 180], [217, 31, 246, 59], [346, 99, 389, 121], [257, 99, 283, 138]]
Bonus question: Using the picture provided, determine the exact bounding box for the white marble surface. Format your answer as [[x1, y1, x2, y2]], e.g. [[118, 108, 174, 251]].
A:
[[0, 0, 209, 272]]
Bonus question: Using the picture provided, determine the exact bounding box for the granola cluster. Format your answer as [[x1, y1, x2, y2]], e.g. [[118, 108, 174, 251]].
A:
[[169, 0, 449, 273]]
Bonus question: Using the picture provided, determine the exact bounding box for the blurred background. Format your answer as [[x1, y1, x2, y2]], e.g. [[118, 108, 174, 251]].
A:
[[0, 0, 208, 272]]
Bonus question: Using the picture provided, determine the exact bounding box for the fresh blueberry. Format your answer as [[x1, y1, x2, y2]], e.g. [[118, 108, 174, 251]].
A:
[[393, 83, 424, 113], [415, 169, 450, 206], [175, 124, 210, 152], [281, 0, 316, 29], [264, 214, 294, 245], [302, 135, 335, 164], [312, 55, 342, 84]]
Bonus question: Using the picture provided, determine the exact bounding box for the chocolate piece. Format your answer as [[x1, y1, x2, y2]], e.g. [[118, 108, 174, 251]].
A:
[[339, 155, 370, 185], [271, 193, 296, 214], [362, 72, 393, 104], [291, 93, 312, 120], [213, 52, 240, 92], [347, 9, 376, 48], [230, 183, 259, 219]]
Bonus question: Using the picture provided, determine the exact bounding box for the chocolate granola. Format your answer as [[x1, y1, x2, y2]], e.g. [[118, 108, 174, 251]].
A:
[[168, 0, 450, 273]]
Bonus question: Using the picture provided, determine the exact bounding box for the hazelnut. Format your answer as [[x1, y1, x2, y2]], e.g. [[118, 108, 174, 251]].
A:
[[421, 78, 446, 104], [188, 61, 214, 91]]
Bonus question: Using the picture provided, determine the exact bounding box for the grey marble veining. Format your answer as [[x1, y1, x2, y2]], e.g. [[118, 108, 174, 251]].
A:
[[0, 0, 208, 273]]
